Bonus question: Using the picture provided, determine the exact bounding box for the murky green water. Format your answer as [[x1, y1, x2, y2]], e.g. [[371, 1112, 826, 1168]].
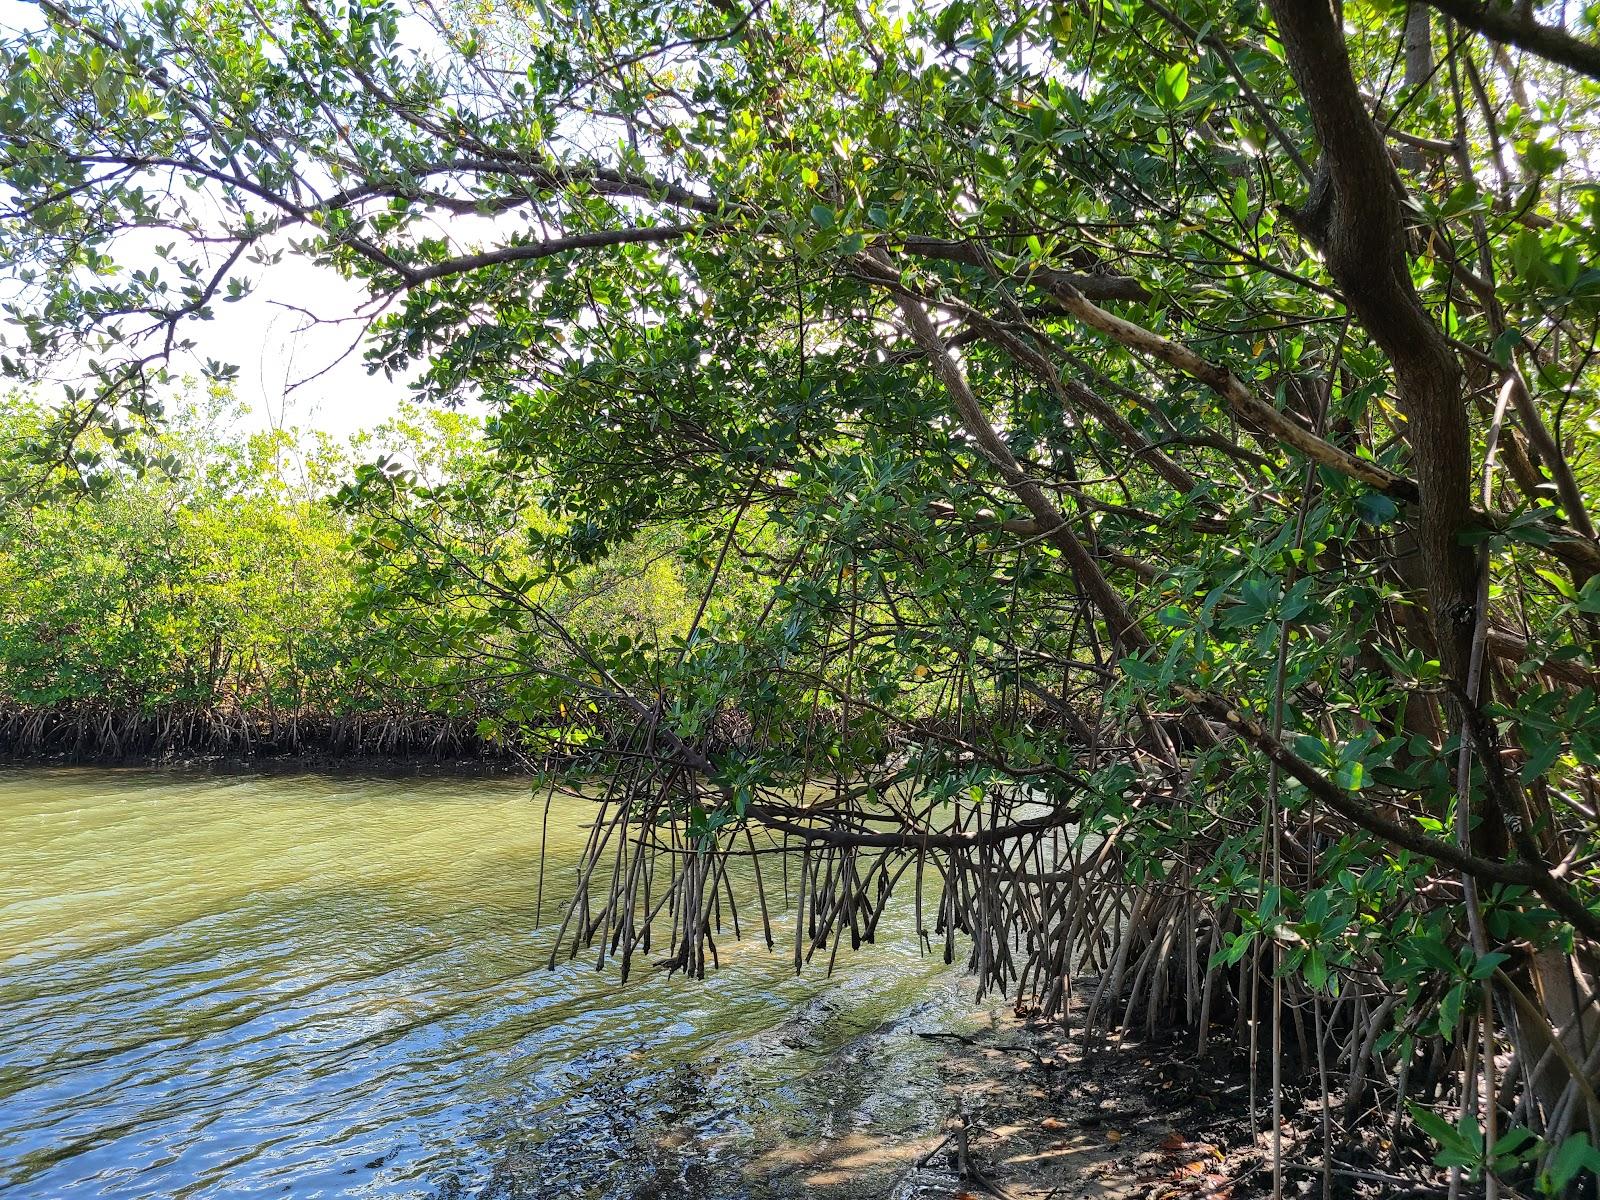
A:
[[0, 770, 980, 1199]]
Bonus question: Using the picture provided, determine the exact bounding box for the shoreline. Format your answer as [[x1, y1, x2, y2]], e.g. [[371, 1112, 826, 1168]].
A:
[[853, 1003, 1265, 1200], [0, 703, 1036, 776], [0, 747, 540, 777], [0, 704, 533, 771]]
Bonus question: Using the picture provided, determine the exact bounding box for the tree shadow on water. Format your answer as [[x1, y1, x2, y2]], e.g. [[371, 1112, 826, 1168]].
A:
[[426, 1053, 749, 1200], [423, 998, 965, 1200]]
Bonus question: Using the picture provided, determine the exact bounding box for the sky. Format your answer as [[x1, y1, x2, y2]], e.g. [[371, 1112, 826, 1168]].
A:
[[176, 258, 412, 441]]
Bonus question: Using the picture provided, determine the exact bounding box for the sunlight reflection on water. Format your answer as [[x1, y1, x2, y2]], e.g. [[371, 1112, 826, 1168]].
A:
[[0, 770, 983, 1199]]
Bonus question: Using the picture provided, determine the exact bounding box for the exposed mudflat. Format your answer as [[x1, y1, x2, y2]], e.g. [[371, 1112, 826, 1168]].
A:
[[733, 1002, 1265, 1200]]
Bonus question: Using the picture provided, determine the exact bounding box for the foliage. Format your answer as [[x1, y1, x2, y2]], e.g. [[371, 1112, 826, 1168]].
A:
[[4, 0, 1600, 1188], [0, 392, 354, 716], [0, 392, 695, 754]]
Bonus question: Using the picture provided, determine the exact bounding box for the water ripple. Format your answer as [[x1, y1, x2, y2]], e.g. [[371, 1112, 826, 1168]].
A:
[[0, 770, 973, 1199]]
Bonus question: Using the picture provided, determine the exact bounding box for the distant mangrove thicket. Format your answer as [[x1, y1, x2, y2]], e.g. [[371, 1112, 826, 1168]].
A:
[[0, 392, 701, 758]]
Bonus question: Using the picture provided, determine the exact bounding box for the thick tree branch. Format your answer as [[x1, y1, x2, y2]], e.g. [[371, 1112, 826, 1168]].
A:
[[402, 223, 709, 285], [1268, 0, 1478, 685], [1420, 0, 1600, 81], [1179, 685, 1600, 942], [901, 235, 1151, 304], [1033, 273, 1418, 500], [871, 249, 1153, 655]]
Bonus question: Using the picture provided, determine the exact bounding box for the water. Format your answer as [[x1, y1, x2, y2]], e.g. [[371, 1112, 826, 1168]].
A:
[[0, 770, 984, 1199]]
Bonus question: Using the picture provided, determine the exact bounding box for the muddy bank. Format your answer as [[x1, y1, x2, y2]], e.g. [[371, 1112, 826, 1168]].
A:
[[0, 702, 523, 767], [0, 700, 1034, 770], [555, 991, 1257, 1200], [0, 745, 536, 775], [755, 1001, 1452, 1200], [756, 1009, 1256, 1200]]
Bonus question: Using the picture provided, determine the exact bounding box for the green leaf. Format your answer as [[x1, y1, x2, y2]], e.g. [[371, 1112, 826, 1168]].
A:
[[1333, 759, 1366, 791], [935, 0, 968, 45], [1156, 61, 1190, 107], [1491, 327, 1522, 367], [1544, 1132, 1600, 1192], [1230, 179, 1248, 222], [1304, 947, 1328, 989], [1470, 951, 1509, 980], [1356, 493, 1399, 526], [1490, 1125, 1537, 1158]]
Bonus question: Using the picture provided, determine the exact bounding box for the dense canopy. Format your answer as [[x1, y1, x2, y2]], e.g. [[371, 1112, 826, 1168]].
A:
[[6, 0, 1600, 1190]]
